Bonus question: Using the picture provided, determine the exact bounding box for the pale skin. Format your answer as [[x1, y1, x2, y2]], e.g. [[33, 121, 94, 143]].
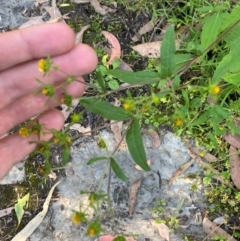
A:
[[0, 23, 98, 179]]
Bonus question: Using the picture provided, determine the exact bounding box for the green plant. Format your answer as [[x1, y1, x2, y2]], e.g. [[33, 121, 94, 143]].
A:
[[16, 2, 240, 239]]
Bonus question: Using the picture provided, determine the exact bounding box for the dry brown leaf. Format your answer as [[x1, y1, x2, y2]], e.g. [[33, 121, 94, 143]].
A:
[[103, 46, 132, 71], [65, 123, 91, 136], [132, 40, 180, 58], [75, 24, 90, 43], [48, 171, 57, 180], [129, 178, 143, 217], [203, 217, 237, 241], [168, 158, 195, 189], [224, 132, 240, 149], [102, 31, 121, 65], [229, 145, 240, 189], [61, 99, 80, 120], [90, 0, 116, 15], [94, 235, 136, 241], [149, 219, 170, 241], [72, 0, 91, 3], [0, 207, 14, 218], [189, 146, 218, 162], [141, 128, 161, 148], [36, 0, 50, 3], [135, 160, 151, 171], [132, 18, 158, 42]]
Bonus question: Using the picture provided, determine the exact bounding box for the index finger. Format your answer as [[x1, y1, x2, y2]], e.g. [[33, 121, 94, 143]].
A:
[[0, 23, 76, 71]]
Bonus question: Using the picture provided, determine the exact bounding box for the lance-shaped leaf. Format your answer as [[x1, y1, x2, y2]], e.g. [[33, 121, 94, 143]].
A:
[[110, 157, 128, 182], [220, 5, 240, 32], [201, 11, 222, 50], [126, 118, 151, 171], [80, 97, 131, 121], [87, 156, 108, 165], [160, 25, 176, 78], [108, 69, 160, 85]]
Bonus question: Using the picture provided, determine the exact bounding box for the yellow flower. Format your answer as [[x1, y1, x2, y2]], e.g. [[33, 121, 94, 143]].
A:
[[175, 118, 183, 127], [53, 137, 59, 144], [72, 213, 82, 225], [38, 57, 52, 73], [123, 103, 131, 110], [209, 85, 220, 95], [38, 59, 45, 72], [41, 87, 49, 95], [65, 136, 71, 144], [19, 127, 29, 137], [86, 223, 101, 236], [87, 228, 96, 237]]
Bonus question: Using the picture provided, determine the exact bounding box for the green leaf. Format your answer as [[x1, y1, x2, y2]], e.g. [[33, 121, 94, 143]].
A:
[[80, 97, 131, 121], [15, 193, 30, 227], [108, 79, 119, 89], [126, 118, 150, 171], [62, 146, 70, 164], [174, 54, 194, 71], [208, 132, 218, 149], [220, 5, 240, 32], [110, 157, 128, 182], [223, 23, 240, 46], [213, 106, 229, 119], [223, 71, 240, 86], [212, 53, 235, 84], [181, 90, 189, 109], [201, 11, 222, 50], [96, 67, 106, 91], [108, 70, 160, 85], [189, 110, 209, 126], [87, 156, 107, 165], [160, 25, 176, 78]]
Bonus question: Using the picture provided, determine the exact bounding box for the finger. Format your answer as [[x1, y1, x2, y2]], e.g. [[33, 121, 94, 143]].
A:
[[0, 109, 65, 180], [0, 23, 76, 71], [0, 43, 97, 109], [0, 78, 85, 136]]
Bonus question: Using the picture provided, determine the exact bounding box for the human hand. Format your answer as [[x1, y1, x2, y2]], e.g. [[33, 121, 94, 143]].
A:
[[0, 23, 98, 179]]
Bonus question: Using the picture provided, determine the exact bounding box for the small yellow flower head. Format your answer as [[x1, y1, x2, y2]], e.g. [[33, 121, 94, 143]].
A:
[[200, 151, 205, 157], [38, 59, 45, 72], [19, 127, 29, 138], [175, 118, 183, 127], [71, 113, 82, 123], [122, 99, 135, 111], [65, 136, 71, 144], [53, 137, 59, 144], [41, 87, 49, 95], [123, 103, 131, 110], [38, 57, 52, 73], [41, 85, 55, 97], [86, 223, 101, 237], [72, 211, 85, 226], [61, 94, 72, 106], [209, 85, 220, 95]]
